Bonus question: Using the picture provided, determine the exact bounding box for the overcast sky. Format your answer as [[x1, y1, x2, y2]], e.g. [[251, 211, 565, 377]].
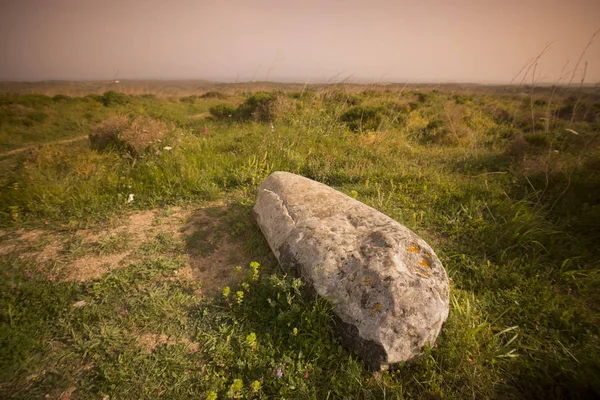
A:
[[1, 0, 599, 83]]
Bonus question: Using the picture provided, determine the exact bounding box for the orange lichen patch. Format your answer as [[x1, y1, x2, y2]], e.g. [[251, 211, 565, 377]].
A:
[[407, 244, 420, 253], [362, 278, 372, 286], [371, 303, 382, 314], [419, 259, 431, 269], [419, 270, 430, 278]]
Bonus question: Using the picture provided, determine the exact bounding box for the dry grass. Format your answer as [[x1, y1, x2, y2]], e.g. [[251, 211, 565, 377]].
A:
[[89, 115, 168, 155]]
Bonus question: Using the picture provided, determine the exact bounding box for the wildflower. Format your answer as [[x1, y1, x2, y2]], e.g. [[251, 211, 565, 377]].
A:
[[127, 194, 134, 203], [236, 290, 244, 306], [276, 368, 283, 378], [304, 370, 309, 379], [47, 273, 55, 281], [163, 146, 172, 151], [246, 332, 257, 350], [203, 128, 208, 135], [222, 286, 231, 298], [24, 269, 33, 280], [155, 150, 160, 156]]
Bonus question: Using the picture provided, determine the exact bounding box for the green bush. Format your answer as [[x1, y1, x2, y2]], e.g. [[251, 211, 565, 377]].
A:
[[179, 95, 197, 104], [236, 92, 280, 122], [416, 92, 434, 103], [209, 104, 236, 120], [322, 90, 362, 105], [101, 91, 130, 107], [23, 110, 49, 126], [453, 94, 472, 104], [52, 94, 72, 102], [340, 105, 385, 132], [84, 94, 104, 104], [524, 133, 550, 147], [286, 90, 315, 100], [200, 91, 228, 99]]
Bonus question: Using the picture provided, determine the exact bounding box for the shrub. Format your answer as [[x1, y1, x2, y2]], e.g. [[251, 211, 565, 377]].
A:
[[84, 94, 104, 104], [489, 107, 512, 124], [101, 91, 130, 107], [416, 92, 432, 103], [200, 91, 228, 99], [287, 90, 315, 100], [340, 105, 385, 132], [453, 94, 472, 104], [505, 135, 532, 158], [179, 95, 197, 103], [23, 110, 49, 126], [236, 92, 280, 122], [322, 90, 362, 105], [120, 117, 168, 154], [524, 133, 550, 147], [52, 94, 72, 102], [89, 115, 168, 155], [89, 115, 130, 151], [209, 104, 236, 120]]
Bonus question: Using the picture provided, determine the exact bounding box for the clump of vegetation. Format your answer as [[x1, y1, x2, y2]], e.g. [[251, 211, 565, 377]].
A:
[[322, 90, 362, 105], [235, 92, 282, 122], [452, 93, 472, 104], [22, 110, 49, 126], [340, 105, 384, 132], [209, 103, 236, 120], [52, 94, 72, 102], [88, 115, 129, 151], [200, 91, 228, 99], [89, 115, 168, 155], [84, 93, 104, 103], [101, 90, 130, 107], [179, 95, 197, 103], [286, 90, 315, 100]]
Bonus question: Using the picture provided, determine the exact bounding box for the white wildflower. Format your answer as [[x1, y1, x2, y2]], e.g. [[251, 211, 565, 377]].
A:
[[127, 194, 134, 203]]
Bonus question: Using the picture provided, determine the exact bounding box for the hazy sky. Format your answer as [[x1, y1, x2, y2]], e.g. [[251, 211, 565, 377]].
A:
[[1, 0, 599, 83]]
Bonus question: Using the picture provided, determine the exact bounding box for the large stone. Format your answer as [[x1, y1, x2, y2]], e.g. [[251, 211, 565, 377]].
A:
[[253, 172, 450, 369]]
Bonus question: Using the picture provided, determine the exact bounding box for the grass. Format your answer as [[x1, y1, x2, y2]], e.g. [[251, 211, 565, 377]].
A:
[[0, 86, 599, 399]]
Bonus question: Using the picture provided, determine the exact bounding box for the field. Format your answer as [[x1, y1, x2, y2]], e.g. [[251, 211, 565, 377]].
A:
[[0, 82, 599, 399]]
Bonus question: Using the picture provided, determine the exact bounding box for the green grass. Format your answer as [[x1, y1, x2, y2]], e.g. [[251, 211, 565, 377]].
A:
[[0, 88, 599, 399]]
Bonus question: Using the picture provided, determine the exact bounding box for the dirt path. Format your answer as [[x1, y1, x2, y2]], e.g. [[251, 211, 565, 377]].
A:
[[0, 135, 89, 158]]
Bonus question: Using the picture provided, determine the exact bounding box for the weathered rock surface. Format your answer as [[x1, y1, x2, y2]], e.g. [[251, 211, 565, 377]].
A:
[[253, 172, 450, 369]]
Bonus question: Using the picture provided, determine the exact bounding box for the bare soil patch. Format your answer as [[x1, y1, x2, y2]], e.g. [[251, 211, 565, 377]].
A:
[[2, 203, 248, 294]]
